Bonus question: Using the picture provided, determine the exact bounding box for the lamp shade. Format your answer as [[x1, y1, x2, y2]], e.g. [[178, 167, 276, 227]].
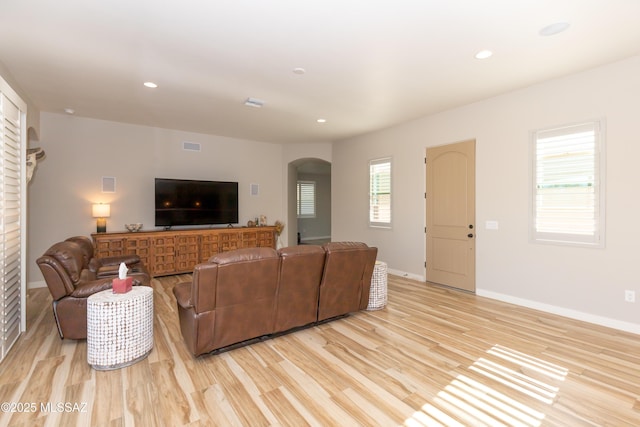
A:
[[92, 203, 111, 218]]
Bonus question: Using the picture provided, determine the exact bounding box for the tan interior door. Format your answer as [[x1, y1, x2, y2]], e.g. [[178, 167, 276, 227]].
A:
[[426, 140, 476, 292]]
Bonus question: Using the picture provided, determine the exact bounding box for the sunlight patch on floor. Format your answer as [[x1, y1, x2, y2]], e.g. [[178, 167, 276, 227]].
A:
[[405, 345, 569, 426]]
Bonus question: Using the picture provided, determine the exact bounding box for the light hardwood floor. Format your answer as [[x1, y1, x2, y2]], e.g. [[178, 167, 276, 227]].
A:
[[1, 274, 639, 426]]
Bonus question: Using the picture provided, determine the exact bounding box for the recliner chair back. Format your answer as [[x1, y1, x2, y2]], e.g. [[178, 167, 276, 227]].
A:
[[36, 241, 86, 300], [318, 242, 377, 321], [275, 245, 326, 333], [208, 247, 279, 350]]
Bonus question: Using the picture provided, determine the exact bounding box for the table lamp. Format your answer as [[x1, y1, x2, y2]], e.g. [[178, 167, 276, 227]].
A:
[[92, 203, 111, 233]]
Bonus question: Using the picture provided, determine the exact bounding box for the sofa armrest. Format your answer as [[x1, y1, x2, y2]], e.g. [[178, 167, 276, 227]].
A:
[[69, 278, 114, 298], [100, 254, 141, 266], [173, 282, 193, 309], [89, 254, 141, 271]]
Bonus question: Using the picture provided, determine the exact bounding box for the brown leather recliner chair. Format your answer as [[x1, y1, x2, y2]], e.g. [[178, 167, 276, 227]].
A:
[[173, 247, 279, 356], [274, 245, 326, 333], [317, 242, 377, 321], [36, 240, 151, 339]]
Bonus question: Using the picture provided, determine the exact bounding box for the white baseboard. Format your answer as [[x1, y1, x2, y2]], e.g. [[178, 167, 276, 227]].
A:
[[28, 280, 46, 290], [387, 268, 424, 282], [477, 288, 640, 335]]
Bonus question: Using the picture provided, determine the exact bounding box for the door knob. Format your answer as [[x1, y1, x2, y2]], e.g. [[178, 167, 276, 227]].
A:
[[467, 233, 474, 238]]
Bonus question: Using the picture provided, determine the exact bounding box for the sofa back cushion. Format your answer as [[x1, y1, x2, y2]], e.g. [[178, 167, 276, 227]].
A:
[[275, 245, 326, 333], [65, 236, 94, 269], [208, 247, 280, 349], [36, 241, 86, 300], [318, 242, 378, 321]]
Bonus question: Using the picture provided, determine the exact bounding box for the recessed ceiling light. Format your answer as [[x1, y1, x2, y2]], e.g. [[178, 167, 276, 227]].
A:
[[63, 108, 75, 115], [474, 50, 493, 60], [317, 118, 327, 123], [143, 81, 158, 88], [539, 22, 570, 36], [293, 67, 306, 75]]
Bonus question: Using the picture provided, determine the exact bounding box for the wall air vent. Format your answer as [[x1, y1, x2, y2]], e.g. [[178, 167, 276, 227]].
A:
[[183, 141, 201, 152]]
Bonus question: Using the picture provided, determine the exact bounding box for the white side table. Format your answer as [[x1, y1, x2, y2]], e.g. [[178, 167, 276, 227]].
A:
[[367, 261, 388, 310], [87, 286, 154, 370]]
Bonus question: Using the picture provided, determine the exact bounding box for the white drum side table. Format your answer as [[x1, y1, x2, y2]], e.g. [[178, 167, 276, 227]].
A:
[[87, 286, 154, 370], [367, 260, 388, 310]]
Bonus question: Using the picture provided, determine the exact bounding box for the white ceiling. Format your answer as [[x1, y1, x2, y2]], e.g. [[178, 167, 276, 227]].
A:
[[1, 1, 639, 144]]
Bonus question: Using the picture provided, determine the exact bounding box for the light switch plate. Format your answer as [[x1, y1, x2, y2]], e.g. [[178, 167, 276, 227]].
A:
[[485, 220, 499, 230]]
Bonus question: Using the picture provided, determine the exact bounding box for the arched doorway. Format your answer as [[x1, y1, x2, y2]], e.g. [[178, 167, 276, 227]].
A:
[[286, 158, 331, 247]]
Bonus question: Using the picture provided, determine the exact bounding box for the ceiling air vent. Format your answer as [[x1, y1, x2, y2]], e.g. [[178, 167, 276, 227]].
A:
[[183, 141, 201, 152]]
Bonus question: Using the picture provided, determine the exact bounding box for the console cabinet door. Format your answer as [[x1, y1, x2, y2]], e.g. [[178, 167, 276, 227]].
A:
[[219, 231, 241, 252], [95, 237, 126, 258], [152, 235, 176, 276], [242, 230, 257, 248], [125, 236, 151, 269], [256, 229, 275, 248], [176, 234, 199, 273], [200, 231, 220, 261]]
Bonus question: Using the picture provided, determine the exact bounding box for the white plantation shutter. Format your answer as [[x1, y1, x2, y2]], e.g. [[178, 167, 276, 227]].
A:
[[0, 77, 26, 362], [369, 157, 391, 227], [532, 120, 605, 246], [297, 181, 316, 218]]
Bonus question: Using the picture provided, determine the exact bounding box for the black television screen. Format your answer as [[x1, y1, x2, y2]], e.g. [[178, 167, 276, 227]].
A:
[[155, 178, 239, 227]]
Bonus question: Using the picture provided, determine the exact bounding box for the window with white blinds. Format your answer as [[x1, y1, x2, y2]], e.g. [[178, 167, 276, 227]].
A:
[[531, 120, 605, 247], [297, 180, 316, 218], [0, 87, 25, 361], [369, 157, 391, 227], [0, 75, 26, 363]]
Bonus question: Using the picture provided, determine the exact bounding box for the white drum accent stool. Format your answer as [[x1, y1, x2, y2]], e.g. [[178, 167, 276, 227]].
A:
[[87, 286, 154, 370], [367, 260, 388, 310]]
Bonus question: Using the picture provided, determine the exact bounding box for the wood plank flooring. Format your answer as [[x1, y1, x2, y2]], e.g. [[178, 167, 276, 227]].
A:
[[1, 274, 639, 426]]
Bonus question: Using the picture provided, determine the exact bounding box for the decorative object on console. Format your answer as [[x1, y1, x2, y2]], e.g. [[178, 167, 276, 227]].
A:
[[259, 215, 267, 226], [125, 223, 143, 232], [92, 203, 111, 233], [274, 220, 285, 248]]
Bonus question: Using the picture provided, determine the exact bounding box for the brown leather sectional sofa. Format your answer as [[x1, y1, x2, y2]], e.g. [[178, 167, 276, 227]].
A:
[[36, 236, 151, 339], [173, 242, 378, 356]]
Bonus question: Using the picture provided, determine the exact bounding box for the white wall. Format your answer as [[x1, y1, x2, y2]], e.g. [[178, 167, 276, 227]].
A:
[[27, 113, 287, 286], [333, 55, 640, 332]]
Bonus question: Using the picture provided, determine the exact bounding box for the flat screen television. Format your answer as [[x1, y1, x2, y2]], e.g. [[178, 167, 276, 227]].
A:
[[155, 178, 239, 227]]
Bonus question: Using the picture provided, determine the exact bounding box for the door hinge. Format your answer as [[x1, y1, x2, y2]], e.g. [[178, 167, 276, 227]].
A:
[[424, 261, 427, 268], [424, 157, 427, 164], [424, 192, 426, 199], [424, 226, 426, 233]]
